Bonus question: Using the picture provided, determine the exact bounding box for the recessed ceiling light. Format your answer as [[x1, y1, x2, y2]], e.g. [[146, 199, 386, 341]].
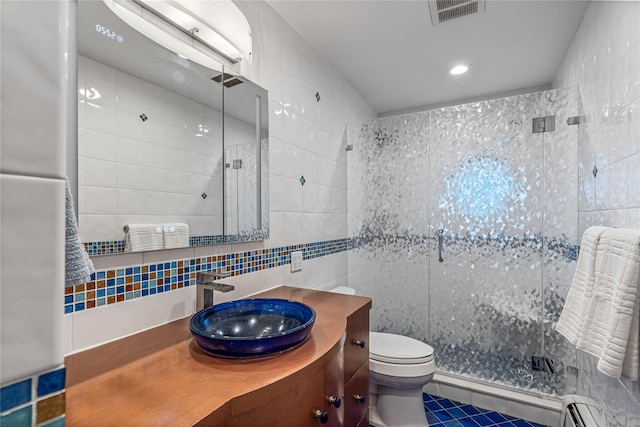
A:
[[449, 64, 470, 75]]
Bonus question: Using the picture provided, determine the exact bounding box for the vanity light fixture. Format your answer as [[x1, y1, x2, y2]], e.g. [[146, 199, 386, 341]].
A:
[[448, 63, 471, 76], [102, 0, 252, 69]]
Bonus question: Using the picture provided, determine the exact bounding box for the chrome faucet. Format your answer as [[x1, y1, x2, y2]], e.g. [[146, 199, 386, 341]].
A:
[[196, 271, 234, 311]]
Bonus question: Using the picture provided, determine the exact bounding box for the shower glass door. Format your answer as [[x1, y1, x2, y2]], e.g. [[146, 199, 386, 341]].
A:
[[347, 87, 579, 396], [428, 93, 547, 390]]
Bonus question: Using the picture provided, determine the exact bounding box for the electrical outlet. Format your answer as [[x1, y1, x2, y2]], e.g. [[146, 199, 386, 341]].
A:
[[531, 355, 555, 374], [291, 251, 303, 272]]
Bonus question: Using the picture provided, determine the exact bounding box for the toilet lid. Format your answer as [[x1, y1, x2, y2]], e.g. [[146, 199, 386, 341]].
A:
[[369, 332, 434, 365]]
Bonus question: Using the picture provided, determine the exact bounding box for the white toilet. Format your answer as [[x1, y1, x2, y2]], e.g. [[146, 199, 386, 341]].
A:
[[329, 287, 436, 427]]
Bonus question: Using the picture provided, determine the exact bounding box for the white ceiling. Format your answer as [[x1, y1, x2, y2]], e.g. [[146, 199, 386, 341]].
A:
[[268, 0, 589, 115]]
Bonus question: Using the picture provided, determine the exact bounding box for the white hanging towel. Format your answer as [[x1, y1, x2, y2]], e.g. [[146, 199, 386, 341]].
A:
[[556, 226, 608, 344], [162, 223, 190, 249], [124, 224, 164, 252], [65, 179, 95, 286], [577, 228, 640, 379]]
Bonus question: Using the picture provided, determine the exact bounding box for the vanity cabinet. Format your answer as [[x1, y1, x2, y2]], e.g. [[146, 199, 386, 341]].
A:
[[226, 305, 370, 426], [343, 308, 370, 427], [225, 365, 326, 427], [66, 287, 372, 427]]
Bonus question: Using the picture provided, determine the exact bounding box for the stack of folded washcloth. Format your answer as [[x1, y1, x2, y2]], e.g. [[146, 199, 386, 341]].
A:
[[162, 223, 190, 249], [124, 223, 190, 252]]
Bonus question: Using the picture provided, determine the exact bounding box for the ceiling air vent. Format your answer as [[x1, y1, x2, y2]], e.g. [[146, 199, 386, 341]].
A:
[[428, 0, 485, 25]]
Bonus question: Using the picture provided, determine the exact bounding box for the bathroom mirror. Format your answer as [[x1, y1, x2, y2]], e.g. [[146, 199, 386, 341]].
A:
[[76, 0, 268, 255], [222, 72, 269, 242]]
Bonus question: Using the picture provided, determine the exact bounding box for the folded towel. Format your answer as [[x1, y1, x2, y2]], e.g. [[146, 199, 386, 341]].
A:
[[162, 223, 190, 249], [578, 228, 640, 379], [124, 224, 164, 252], [556, 226, 608, 344], [65, 180, 95, 287]]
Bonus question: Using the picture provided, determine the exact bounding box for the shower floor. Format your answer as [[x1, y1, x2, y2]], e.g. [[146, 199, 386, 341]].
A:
[[422, 393, 549, 427]]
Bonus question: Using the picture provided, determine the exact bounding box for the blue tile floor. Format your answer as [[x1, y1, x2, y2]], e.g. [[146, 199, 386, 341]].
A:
[[423, 394, 548, 427]]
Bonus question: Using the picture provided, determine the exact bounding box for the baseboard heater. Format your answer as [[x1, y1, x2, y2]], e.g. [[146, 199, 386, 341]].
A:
[[562, 395, 602, 427]]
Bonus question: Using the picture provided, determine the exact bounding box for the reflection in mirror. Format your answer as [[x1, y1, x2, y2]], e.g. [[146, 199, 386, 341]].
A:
[[77, 0, 225, 254], [222, 74, 269, 242]]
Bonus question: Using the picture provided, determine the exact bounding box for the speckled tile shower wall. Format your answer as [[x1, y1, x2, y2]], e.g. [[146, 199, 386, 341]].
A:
[[347, 88, 580, 396]]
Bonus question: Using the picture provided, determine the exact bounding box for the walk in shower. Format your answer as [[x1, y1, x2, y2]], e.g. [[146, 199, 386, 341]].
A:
[[347, 87, 580, 396]]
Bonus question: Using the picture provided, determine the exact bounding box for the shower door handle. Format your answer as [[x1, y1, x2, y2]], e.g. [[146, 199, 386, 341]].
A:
[[438, 229, 444, 262]]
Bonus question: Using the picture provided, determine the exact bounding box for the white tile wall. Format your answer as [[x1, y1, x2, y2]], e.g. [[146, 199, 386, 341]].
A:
[[0, 1, 70, 392], [553, 1, 640, 424], [64, 1, 376, 353], [1, 176, 66, 384], [78, 55, 226, 242]]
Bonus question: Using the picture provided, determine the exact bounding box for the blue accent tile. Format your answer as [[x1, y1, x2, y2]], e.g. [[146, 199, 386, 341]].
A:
[[445, 420, 464, 427], [434, 410, 455, 422], [513, 420, 534, 427], [134, 266, 141, 274], [64, 295, 73, 304], [97, 271, 106, 280], [64, 305, 73, 314], [471, 414, 494, 426], [437, 398, 457, 409], [461, 405, 481, 416], [449, 408, 468, 419], [125, 268, 133, 275], [485, 412, 508, 424], [75, 303, 85, 311], [116, 286, 125, 294], [107, 288, 115, 296], [0, 379, 31, 412], [459, 417, 481, 427], [116, 277, 124, 285], [426, 400, 443, 411], [116, 269, 124, 277], [107, 279, 115, 287], [37, 368, 65, 397], [150, 265, 156, 272], [427, 412, 441, 424], [0, 405, 32, 427], [97, 289, 105, 298]]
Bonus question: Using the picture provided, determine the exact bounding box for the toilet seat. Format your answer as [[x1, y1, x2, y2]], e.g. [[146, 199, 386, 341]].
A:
[[370, 332, 434, 365]]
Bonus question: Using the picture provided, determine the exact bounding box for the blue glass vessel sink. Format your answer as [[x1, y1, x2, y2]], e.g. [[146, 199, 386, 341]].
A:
[[190, 298, 316, 358]]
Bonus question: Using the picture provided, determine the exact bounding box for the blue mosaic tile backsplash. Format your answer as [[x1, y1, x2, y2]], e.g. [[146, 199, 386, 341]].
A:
[[67, 239, 348, 314]]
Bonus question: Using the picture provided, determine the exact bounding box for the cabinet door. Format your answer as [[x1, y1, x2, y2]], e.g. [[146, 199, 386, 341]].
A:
[[324, 349, 344, 427], [344, 309, 369, 383], [227, 367, 327, 427], [344, 361, 369, 427]]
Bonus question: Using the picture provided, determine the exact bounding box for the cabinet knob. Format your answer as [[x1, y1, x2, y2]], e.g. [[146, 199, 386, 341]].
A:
[[352, 339, 366, 348], [354, 394, 366, 404], [328, 395, 342, 408], [313, 409, 329, 424]]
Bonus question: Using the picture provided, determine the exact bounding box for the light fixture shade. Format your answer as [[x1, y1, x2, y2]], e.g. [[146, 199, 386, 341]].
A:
[[139, 0, 252, 64], [103, 0, 252, 70]]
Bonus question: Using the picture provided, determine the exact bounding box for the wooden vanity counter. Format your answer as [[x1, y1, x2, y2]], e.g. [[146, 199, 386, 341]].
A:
[[65, 286, 371, 426]]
